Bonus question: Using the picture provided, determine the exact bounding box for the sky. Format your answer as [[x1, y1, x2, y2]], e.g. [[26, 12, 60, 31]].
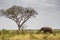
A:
[[0, 0, 60, 30]]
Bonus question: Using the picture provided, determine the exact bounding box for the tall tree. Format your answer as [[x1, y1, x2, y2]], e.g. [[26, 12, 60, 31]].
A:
[[0, 5, 38, 30]]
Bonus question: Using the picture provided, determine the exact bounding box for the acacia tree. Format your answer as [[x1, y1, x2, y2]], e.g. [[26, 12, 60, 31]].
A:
[[1, 5, 38, 30]]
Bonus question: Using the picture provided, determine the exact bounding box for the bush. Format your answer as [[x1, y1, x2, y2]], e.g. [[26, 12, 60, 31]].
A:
[[1, 29, 10, 34]]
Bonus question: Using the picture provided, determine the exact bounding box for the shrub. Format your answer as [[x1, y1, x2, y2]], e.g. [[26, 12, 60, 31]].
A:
[[1, 29, 10, 34]]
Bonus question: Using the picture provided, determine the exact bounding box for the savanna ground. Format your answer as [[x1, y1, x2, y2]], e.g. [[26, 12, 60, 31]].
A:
[[0, 29, 60, 40]]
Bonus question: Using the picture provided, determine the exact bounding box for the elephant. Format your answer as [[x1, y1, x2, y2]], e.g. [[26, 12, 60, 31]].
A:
[[40, 27, 52, 33]]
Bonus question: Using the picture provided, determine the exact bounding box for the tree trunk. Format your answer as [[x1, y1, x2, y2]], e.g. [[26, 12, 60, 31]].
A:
[[17, 24, 23, 30], [17, 15, 30, 30], [18, 25, 21, 30], [18, 26, 20, 30]]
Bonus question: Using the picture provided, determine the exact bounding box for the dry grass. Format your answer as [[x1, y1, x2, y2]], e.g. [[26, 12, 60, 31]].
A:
[[0, 30, 60, 40], [10, 33, 60, 40]]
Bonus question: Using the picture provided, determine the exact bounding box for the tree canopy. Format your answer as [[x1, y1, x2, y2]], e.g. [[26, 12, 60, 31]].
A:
[[0, 5, 38, 30]]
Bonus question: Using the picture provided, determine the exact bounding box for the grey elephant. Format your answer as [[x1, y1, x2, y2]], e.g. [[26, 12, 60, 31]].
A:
[[40, 27, 52, 33]]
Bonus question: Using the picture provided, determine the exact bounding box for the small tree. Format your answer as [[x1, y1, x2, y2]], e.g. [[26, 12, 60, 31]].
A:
[[0, 5, 38, 30]]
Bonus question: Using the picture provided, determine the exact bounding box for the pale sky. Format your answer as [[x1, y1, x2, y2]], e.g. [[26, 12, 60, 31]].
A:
[[0, 0, 60, 30]]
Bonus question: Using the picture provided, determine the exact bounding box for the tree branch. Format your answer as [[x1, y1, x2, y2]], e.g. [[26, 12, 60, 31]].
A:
[[20, 14, 31, 28]]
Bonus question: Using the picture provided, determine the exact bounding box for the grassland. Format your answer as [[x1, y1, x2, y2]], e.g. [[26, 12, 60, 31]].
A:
[[0, 29, 60, 40]]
